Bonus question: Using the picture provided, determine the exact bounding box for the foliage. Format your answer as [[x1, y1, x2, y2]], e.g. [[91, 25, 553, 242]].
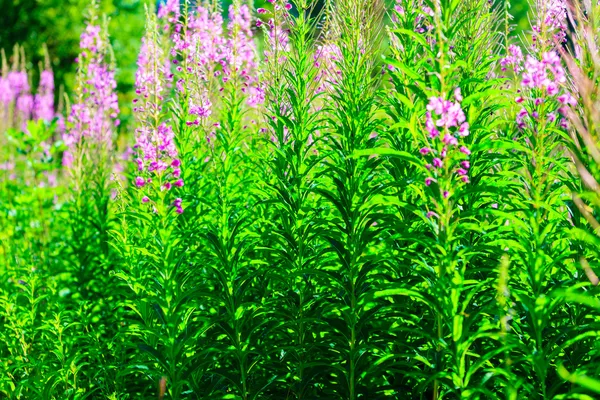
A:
[[0, 0, 599, 399]]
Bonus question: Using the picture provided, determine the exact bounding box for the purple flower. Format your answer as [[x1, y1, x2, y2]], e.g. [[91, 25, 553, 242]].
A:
[[135, 177, 146, 187], [64, 23, 119, 167], [33, 70, 55, 122], [426, 211, 438, 219], [442, 134, 458, 146]]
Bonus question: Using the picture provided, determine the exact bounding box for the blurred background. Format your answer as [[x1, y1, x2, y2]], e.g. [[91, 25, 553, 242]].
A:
[[0, 0, 529, 126]]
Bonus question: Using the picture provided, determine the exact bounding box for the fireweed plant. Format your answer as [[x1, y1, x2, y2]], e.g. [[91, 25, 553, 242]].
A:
[[254, 0, 330, 398], [374, 0, 514, 398], [0, 0, 600, 399], [495, 0, 598, 398], [559, 0, 600, 396]]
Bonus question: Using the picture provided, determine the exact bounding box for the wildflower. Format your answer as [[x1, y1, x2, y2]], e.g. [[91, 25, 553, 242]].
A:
[[64, 21, 119, 167], [315, 43, 343, 94], [500, 45, 524, 73], [173, 197, 183, 214], [427, 211, 438, 219], [33, 69, 55, 122], [418, 95, 471, 204], [532, 0, 568, 46]]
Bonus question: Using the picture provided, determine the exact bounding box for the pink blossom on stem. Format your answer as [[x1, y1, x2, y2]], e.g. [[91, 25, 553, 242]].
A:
[[33, 70, 55, 122]]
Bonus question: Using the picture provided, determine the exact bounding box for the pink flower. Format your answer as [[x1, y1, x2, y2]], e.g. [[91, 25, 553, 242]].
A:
[[425, 177, 433, 186], [557, 93, 576, 105], [442, 133, 458, 146], [63, 23, 119, 166], [135, 177, 146, 187], [427, 211, 438, 219], [454, 87, 463, 102], [433, 158, 443, 168]]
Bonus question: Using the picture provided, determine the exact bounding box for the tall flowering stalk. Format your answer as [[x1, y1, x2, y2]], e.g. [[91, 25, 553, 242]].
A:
[[531, 0, 568, 48], [558, 2, 600, 395], [255, 0, 331, 396], [64, 15, 119, 171], [421, 91, 471, 209], [378, 0, 508, 398], [190, 2, 269, 398], [33, 47, 55, 123], [132, 9, 183, 211], [62, 3, 121, 303], [312, 1, 392, 398], [496, 0, 588, 397], [0, 46, 36, 131]]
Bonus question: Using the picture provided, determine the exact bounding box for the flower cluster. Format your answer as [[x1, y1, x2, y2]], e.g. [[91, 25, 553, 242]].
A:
[[500, 45, 524, 73], [532, 0, 568, 46], [133, 14, 183, 208], [0, 47, 57, 132], [507, 50, 575, 130], [314, 44, 343, 94], [157, 0, 181, 33], [134, 34, 167, 122], [0, 52, 29, 129], [225, 4, 264, 107], [168, 2, 264, 128], [134, 123, 183, 191], [175, 5, 225, 126], [259, 0, 292, 65], [420, 90, 471, 199], [33, 69, 55, 122], [64, 23, 120, 167]]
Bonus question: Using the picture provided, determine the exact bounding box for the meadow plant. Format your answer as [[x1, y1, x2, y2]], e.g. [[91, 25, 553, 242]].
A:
[[0, 0, 599, 399]]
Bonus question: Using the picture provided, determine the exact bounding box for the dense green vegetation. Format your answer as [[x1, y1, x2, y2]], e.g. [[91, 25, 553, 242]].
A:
[[0, 0, 598, 399]]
